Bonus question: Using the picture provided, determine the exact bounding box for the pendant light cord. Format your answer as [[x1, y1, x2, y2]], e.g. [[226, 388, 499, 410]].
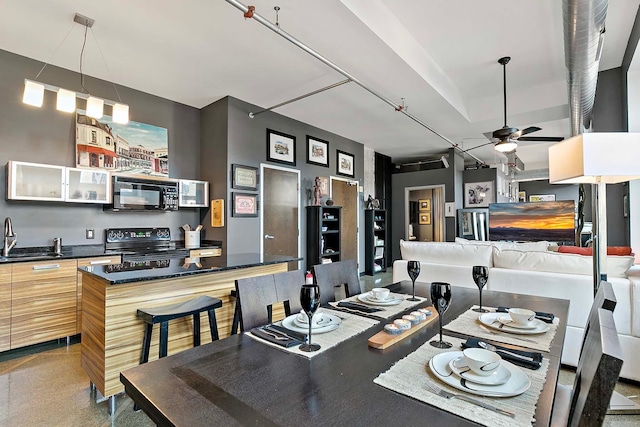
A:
[[90, 28, 123, 102], [79, 25, 89, 93], [34, 22, 76, 80]]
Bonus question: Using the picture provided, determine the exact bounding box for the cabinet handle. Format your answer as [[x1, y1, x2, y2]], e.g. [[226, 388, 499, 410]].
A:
[[33, 264, 60, 270], [90, 260, 112, 265]]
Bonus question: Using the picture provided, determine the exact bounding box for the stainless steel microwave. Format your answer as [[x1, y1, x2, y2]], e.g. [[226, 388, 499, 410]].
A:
[[107, 176, 179, 211]]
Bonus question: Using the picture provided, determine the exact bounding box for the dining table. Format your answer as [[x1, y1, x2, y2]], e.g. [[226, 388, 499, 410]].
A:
[[119, 281, 569, 426]]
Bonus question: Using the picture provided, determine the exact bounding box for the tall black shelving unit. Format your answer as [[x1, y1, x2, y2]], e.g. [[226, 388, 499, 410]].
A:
[[306, 205, 342, 271], [364, 209, 387, 275]]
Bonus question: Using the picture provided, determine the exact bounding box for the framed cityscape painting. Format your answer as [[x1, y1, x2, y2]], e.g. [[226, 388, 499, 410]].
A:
[[306, 135, 329, 167], [336, 150, 354, 177], [267, 129, 296, 166]]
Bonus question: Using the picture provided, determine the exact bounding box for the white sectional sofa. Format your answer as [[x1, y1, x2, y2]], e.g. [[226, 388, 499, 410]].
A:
[[393, 239, 639, 381]]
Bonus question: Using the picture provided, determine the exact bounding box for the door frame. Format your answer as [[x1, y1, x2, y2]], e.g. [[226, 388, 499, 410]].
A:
[[329, 176, 361, 271], [260, 163, 301, 268], [404, 185, 446, 241]]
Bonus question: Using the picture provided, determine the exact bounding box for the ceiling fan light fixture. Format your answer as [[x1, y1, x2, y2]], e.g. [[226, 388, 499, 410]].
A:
[[494, 138, 517, 153]]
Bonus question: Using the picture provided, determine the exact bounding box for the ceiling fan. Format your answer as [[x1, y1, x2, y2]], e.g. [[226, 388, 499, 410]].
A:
[[467, 56, 564, 154]]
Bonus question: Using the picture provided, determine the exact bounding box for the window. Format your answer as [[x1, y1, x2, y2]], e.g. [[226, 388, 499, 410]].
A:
[[91, 131, 97, 143]]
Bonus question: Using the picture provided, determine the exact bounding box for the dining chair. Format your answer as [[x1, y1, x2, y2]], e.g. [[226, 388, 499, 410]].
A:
[[550, 308, 624, 427], [273, 270, 304, 316], [234, 274, 279, 332], [577, 280, 616, 361], [313, 259, 362, 305]]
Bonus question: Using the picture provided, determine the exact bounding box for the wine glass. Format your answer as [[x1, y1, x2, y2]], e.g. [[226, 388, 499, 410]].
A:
[[299, 284, 321, 352], [471, 266, 489, 313], [406, 260, 421, 301], [429, 282, 452, 348]]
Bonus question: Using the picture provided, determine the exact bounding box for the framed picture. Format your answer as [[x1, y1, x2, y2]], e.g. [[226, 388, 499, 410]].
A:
[[419, 212, 431, 225], [464, 181, 494, 208], [457, 208, 489, 241], [518, 191, 526, 202], [317, 176, 329, 197], [529, 194, 556, 202], [419, 199, 431, 211], [232, 192, 258, 217], [336, 149, 354, 177], [267, 129, 296, 166], [306, 136, 329, 167], [231, 164, 258, 191]]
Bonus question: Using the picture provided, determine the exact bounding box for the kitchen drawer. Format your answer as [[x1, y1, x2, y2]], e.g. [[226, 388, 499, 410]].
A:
[[12, 259, 77, 283], [0, 265, 11, 352], [10, 307, 76, 349], [189, 248, 222, 258], [77, 256, 121, 333]]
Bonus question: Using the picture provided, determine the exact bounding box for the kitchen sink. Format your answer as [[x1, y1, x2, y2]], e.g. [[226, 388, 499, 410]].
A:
[[0, 252, 63, 261]]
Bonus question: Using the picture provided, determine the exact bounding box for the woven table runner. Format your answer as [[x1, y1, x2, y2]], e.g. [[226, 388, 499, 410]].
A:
[[329, 292, 427, 319], [374, 335, 549, 427], [247, 309, 379, 359], [443, 306, 560, 352]]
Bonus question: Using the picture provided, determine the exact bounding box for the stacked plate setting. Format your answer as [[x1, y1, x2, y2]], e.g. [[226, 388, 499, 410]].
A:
[[478, 312, 550, 335], [429, 351, 531, 397], [357, 291, 403, 306], [281, 310, 342, 334]]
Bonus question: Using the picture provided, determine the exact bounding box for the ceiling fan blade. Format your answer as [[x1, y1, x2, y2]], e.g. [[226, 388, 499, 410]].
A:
[[519, 126, 542, 136], [518, 136, 564, 142]]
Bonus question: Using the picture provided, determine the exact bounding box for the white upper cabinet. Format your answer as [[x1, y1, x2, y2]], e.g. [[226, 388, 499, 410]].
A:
[[179, 179, 209, 207], [65, 168, 111, 204]]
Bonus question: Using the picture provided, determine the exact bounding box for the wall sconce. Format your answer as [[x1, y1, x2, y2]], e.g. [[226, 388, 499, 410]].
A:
[[21, 13, 129, 124]]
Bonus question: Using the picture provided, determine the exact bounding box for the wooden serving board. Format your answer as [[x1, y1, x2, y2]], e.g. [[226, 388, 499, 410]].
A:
[[368, 306, 437, 349]]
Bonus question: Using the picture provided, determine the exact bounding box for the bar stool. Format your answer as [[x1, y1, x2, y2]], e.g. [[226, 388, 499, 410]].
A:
[[137, 295, 222, 364]]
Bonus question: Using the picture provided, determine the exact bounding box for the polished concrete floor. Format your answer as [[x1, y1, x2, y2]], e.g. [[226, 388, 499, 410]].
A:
[[0, 267, 637, 426]]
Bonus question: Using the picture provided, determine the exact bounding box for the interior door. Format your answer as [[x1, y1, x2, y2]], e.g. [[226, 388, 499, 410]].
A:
[[331, 179, 358, 264], [262, 166, 299, 270]]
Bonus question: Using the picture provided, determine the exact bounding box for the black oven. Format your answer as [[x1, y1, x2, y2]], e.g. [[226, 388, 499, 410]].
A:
[[108, 176, 178, 211]]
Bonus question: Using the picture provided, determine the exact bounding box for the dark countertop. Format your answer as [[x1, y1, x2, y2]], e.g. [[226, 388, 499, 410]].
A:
[[0, 241, 222, 264], [80, 253, 300, 285]]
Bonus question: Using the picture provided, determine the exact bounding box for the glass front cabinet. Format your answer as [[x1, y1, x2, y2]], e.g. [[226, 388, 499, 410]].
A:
[[65, 168, 111, 203], [179, 179, 209, 207]]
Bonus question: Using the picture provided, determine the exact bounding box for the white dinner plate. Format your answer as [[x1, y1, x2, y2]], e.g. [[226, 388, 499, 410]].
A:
[[449, 356, 512, 386], [282, 313, 341, 334], [356, 292, 403, 306], [429, 351, 531, 397], [497, 314, 539, 330], [479, 312, 550, 335]]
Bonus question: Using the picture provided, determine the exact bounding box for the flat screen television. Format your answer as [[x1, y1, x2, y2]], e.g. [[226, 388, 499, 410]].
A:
[[488, 201, 576, 243]]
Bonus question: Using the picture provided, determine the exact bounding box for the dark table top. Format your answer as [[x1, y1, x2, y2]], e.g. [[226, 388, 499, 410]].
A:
[[79, 253, 302, 284], [120, 282, 569, 426]]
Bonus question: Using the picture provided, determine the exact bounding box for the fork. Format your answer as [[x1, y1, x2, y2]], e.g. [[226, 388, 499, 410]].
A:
[[424, 381, 515, 418], [257, 329, 290, 341]]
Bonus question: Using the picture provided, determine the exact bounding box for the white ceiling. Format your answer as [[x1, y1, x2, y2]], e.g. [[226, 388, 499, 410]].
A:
[[1, 0, 638, 169]]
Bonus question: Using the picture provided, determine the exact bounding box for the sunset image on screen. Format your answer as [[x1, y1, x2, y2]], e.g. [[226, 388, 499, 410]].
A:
[[489, 201, 575, 242]]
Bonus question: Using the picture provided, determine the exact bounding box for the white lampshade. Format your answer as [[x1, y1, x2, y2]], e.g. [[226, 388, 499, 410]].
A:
[[56, 88, 76, 113], [86, 96, 104, 119], [549, 133, 640, 184], [112, 103, 129, 124], [494, 139, 517, 153], [23, 80, 45, 107]]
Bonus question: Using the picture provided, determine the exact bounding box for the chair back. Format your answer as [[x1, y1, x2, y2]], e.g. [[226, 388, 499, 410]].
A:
[[234, 274, 278, 331], [578, 281, 617, 361], [313, 259, 362, 305], [274, 270, 304, 316]]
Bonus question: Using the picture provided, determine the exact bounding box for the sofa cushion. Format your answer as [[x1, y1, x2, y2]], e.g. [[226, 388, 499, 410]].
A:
[[400, 240, 492, 267], [455, 237, 550, 252], [557, 246, 633, 256], [493, 248, 635, 278]]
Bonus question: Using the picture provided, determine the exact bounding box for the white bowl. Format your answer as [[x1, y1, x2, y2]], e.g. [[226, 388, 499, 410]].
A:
[[462, 348, 501, 377], [296, 309, 324, 326], [371, 288, 390, 300], [508, 308, 536, 325]]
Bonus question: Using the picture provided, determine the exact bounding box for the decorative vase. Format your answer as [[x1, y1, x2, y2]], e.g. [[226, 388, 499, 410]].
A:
[[325, 199, 334, 206]]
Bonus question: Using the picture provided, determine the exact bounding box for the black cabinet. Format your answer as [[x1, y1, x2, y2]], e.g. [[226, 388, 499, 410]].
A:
[[306, 206, 342, 270], [365, 209, 387, 275]]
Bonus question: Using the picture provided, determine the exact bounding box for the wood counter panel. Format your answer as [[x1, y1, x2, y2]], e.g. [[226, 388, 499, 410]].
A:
[[0, 265, 11, 352], [77, 256, 121, 334], [81, 262, 288, 398]]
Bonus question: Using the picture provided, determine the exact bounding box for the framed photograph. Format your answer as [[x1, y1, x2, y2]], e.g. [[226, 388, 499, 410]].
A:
[[231, 164, 258, 191], [419, 199, 431, 211], [464, 181, 494, 208], [518, 191, 526, 202], [232, 192, 258, 217], [419, 212, 431, 225], [374, 246, 384, 259], [336, 149, 354, 177], [457, 208, 489, 241], [306, 136, 329, 167], [267, 129, 296, 166], [529, 194, 556, 202]]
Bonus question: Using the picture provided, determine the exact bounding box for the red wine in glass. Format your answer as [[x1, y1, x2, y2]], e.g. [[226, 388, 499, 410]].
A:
[[299, 284, 321, 352], [429, 282, 452, 348], [407, 260, 420, 301], [471, 266, 489, 313]]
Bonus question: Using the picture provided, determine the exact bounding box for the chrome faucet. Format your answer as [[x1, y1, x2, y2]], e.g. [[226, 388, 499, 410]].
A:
[[3, 217, 17, 257]]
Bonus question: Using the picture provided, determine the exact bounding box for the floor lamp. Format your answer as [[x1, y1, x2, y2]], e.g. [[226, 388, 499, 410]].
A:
[[549, 133, 640, 296]]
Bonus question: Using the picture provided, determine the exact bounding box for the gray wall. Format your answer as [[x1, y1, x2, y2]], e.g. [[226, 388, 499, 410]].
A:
[[518, 181, 578, 203], [0, 49, 201, 248]]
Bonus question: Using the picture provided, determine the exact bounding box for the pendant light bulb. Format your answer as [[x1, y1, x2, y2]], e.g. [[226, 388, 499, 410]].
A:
[[23, 80, 45, 107], [494, 138, 517, 153], [86, 96, 104, 119], [112, 103, 129, 124], [56, 88, 76, 113]]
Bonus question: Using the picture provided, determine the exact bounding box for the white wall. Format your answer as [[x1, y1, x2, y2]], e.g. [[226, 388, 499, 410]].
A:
[[628, 53, 640, 261]]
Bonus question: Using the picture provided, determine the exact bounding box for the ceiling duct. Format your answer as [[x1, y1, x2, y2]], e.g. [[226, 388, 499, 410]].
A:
[[563, 0, 608, 135]]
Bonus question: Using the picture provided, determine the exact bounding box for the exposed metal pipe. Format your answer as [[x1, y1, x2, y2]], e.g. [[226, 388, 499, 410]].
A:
[[225, 0, 484, 164], [249, 79, 351, 118]]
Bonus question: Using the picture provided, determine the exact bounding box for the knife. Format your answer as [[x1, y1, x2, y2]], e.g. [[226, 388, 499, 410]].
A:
[[265, 324, 306, 342], [337, 301, 384, 313]]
